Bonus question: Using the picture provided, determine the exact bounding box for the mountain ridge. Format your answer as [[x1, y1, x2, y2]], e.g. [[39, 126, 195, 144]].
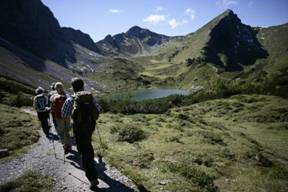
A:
[[0, 1, 287, 94], [95, 25, 172, 56]]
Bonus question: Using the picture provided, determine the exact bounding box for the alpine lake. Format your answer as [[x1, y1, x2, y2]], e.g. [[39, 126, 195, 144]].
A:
[[105, 88, 191, 101]]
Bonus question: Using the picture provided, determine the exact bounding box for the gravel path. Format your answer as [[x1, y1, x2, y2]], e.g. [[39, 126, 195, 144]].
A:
[[0, 109, 139, 192]]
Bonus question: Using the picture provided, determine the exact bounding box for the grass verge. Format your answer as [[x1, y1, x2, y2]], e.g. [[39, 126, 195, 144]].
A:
[[0, 171, 53, 192], [0, 104, 39, 160]]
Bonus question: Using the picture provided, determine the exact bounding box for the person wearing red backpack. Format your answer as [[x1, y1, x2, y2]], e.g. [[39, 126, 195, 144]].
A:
[[51, 82, 72, 154]]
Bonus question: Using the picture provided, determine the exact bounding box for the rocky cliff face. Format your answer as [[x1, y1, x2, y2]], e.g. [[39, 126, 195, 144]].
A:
[[203, 10, 268, 71], [0, 0, 76, 67], [61, 27, 100, 52]]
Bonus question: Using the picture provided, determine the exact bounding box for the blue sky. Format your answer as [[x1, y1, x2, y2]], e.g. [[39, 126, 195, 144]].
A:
[[42, 0, 288, 42]]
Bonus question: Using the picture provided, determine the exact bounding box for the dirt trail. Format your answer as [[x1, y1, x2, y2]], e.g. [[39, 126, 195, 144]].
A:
[[0, 108, 138, 192]]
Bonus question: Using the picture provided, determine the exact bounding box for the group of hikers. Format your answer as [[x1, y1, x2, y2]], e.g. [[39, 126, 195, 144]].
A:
[[33, 77, 101, 190]]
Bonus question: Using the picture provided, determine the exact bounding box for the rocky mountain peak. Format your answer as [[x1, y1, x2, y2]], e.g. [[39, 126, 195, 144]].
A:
[[95, 26, 171, 56], [203, 9, 268, 71], [61, 27, 98, 52]]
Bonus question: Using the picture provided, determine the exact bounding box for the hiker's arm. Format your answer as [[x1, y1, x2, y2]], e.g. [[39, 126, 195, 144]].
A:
[[45, 95, 50, 111], [93, 97, 102, 113], [33, 97, 37, 110]]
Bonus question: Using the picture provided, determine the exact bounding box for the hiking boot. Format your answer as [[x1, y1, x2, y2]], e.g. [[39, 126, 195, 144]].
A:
[[46, 134, 52, 140], [89, 179, 99, 191], [64, 146, 72, 155]]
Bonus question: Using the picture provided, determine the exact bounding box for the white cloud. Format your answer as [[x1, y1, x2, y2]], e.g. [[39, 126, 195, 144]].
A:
[[156, 6, 164, 12], [217, 0, 238, 9], [182, 19, 189, 24], [143, 14, 166, 25], [169, 19, 178, 29], [108, 9, 121, 13], [185, 8, 196, 20], [169, 18, 188, 29]]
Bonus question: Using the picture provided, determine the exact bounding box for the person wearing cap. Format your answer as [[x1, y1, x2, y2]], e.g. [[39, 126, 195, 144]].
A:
[[50, 82, 72, 154], [33, 87, 50, 138]]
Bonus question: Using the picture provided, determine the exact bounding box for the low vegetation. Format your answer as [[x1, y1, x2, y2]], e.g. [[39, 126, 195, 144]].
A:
[[0, 104, 39, 159], [0, 76, 34, 107], [93, 94, 288, 192], [0, 171, 53, 192], [98, 75, 283, 115]]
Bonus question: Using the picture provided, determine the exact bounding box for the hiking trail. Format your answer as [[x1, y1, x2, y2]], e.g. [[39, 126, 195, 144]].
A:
[[0, 108, 139, 192]]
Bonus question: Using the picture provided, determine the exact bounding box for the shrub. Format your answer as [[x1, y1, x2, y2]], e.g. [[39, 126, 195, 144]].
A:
[[9, 93, 33, 107], [166, 162, 218, 192], [111, 124, 146, 143], [133, 151, 155, 168]]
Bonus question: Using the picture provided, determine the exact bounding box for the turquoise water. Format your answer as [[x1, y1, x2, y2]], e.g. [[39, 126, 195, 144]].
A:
[[109, 88, 191, 101]]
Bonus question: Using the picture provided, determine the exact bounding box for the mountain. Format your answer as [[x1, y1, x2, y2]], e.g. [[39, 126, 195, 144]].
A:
[[0, 0, 76, 67], [153, 10, 268, 72], [123, 10, 288, 96], [203, 10, 268, 71], [95, 26, 171, 56], [61, 27, 99, 53], [0, 0, 104, 90], [0, 1, 287, 94]]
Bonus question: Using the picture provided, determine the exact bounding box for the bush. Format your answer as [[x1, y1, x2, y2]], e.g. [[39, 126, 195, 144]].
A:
[[9, 93, 33, 107], [0, 76, 34, 95], [111, 124, 146, 143], [166, 162, 218, 192]]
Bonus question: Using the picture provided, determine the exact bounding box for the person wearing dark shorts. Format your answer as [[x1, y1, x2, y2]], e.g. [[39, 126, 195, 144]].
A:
[[33, 87, 50, 138]]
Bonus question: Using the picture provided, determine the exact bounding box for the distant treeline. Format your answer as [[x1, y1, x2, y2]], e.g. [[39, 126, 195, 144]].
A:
[[98, 77, 287, 114], [0, 76, 34, 107]]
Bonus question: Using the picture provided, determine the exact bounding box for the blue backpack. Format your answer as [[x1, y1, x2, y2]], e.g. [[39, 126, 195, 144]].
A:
[[35, 95, 48, 111]]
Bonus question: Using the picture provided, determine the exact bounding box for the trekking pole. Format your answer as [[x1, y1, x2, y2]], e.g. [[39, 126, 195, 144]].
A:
[[52, 137, 57, 158], [63, 120, 66, 164], [95, 125, 104, 163]]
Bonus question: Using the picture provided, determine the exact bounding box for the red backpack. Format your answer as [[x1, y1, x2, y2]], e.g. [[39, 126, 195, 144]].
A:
[[52, 94, 67, 119]]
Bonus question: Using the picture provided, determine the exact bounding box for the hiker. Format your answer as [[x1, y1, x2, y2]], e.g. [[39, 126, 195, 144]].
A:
[[51, 82, 72, 154], [33, 87, 50, 138], [62, 77, 101, 190], [48, 82, 57, 129]]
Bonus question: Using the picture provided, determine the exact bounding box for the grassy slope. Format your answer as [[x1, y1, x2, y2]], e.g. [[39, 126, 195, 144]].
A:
[[0, 76, 35, 107], [0, 171, 53, 192], [0, 76, 40, 159], [0, 104, 39, 159], [89, 57, 160, 92], [94, 94, 288, 192]]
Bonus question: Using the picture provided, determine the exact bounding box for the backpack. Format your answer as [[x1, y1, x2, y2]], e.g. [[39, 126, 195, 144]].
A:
[[72, 91, 100, 130], [35, 94, 48, 112], [52, 94, 67, 119]]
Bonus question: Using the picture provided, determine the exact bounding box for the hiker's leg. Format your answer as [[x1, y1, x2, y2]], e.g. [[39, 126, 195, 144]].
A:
[[63, 119, 72, 149], [56, 119, 65, 143], [53, 116, 61, 135], [81, 129, 98, 182], [52, 115, 57, 129], [43, 111, 50, 135], [73, 124, 82, 154], [38, 112, 49, 136]]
